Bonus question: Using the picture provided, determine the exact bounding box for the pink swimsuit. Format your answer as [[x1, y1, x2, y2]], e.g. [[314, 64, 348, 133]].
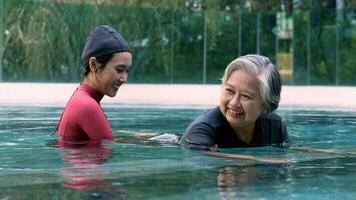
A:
[[58, 83, 115, 141]]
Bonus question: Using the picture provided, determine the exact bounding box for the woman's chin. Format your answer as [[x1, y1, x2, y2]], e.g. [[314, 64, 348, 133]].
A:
[[106, 90, 118, 97], [226, 114, 243, 126]]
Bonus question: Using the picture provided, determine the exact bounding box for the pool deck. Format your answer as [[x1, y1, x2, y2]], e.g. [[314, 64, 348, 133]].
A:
[[1, 83, 356, 110]]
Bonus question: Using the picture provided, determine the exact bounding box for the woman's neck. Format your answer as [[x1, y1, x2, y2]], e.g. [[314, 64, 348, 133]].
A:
[[232, 124, 255, 144], [83, 75, 100, 93]]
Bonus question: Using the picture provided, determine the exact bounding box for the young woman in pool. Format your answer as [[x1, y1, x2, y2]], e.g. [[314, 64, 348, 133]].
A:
[[180, 54, 291, 150], [57, 25, 132, 141]]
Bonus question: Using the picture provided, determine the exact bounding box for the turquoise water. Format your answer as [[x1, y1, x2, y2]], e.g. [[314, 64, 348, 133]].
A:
[[0, 105, 355, 199]]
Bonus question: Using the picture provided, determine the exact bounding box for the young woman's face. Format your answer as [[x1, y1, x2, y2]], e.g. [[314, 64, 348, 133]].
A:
[[94, 52, 132, 97], [220, 69, 265, 132]]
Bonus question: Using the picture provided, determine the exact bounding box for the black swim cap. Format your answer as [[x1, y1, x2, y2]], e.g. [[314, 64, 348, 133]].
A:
[[81, 25, 131, 63]]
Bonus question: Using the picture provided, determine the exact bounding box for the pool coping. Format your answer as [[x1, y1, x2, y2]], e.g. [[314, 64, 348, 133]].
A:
[[1, 83, 356, 110]]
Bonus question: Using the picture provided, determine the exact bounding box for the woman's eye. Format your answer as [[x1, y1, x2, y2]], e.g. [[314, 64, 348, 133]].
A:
[[225, 88, 235, 95], [242, 94, 253, 100], [225, 88, 234, 93]]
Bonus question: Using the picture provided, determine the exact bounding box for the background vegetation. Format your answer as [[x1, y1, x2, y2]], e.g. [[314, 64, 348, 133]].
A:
[[0, 0, 355, 85]]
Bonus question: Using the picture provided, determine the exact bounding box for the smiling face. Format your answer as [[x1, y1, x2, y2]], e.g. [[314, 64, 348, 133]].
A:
[[220, 69, 266, 135], [90, 52, 132, 97]]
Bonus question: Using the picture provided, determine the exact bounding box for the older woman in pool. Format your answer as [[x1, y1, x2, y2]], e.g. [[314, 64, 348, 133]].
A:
[[56, 25, 132, 141], [180, 54, 291, 150]]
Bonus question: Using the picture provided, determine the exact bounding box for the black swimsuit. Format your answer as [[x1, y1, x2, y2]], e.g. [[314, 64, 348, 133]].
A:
[[179, 106, 291, 149]]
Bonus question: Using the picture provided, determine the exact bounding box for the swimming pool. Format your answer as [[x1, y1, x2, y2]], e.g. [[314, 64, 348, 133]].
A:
[[0, 105, 355, 199]]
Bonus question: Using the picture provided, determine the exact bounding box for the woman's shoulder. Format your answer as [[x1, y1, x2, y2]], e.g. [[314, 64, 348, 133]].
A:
[[68, 91, 101, 112], [259, 112, 282, 121], [191, 106, 223, 127], [257, 112, 286, 131], [256, 112, 289, 145]]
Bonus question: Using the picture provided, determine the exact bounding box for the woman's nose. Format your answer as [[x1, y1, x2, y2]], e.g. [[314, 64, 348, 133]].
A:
[[119, 73, 128, 83], [229, 94, 241, 107]]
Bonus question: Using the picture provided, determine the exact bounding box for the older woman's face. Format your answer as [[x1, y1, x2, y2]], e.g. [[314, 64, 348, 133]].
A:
[[95, 52, 132, 97], [220, 69, 265, 133]]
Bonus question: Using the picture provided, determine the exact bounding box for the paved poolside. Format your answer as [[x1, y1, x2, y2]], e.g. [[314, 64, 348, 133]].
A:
[[1, 83, 356, 110]]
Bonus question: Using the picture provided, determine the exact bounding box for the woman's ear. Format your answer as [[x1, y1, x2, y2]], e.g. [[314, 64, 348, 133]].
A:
[[262, 104, 268, 114], [88, 57, 98, 72], [263, 106, 268, 113]]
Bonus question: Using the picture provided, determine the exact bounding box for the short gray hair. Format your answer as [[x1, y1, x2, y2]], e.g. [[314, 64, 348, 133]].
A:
[[221, 54, 281, 112]]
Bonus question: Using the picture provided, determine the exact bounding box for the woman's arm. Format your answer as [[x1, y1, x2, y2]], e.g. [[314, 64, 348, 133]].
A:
[[79, 103, 115, 140], [205, 151, 292, 164]]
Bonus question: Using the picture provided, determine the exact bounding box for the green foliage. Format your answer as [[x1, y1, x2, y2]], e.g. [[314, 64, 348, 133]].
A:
[[309, 10, 337, 85], [339, 14, 356, 85], [260, 12, 277, 63], [293, 9, 355, 85], [206, 11, 240, 84], [1, 1, 355, 85], [3, 0, 93, 82], [292, 11, 309, 85], [240, 12, 258, 55], [1, 0, 277, 83]]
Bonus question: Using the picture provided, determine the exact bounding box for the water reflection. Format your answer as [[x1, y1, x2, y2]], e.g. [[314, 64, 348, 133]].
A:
[[217, 166, 260, 200], [215, 154, 356, 200], [58, 140, 113, 191]]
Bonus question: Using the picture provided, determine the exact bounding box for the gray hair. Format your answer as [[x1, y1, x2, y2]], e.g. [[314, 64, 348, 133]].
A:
[[221, 54, 281, 112]]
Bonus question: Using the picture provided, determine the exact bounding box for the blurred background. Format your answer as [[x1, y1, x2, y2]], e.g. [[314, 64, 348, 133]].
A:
[[0, 0, 354, 85]]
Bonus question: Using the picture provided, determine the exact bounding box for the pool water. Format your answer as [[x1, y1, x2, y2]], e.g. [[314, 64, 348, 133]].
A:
[[0, 105, 355, 199]]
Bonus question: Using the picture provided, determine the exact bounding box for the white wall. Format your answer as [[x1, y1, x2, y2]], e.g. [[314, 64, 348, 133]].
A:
[[1, 83, 356, 110]]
